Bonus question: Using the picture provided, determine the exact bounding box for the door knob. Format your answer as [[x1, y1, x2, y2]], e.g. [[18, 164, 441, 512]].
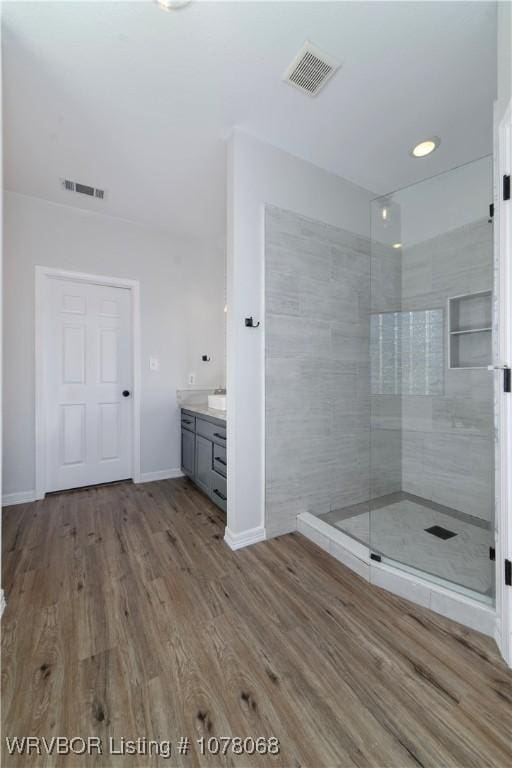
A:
[[122, 390, 130, 397]]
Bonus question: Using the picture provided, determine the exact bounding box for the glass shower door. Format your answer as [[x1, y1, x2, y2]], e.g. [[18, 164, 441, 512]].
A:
[[369, 159, 495, 603]]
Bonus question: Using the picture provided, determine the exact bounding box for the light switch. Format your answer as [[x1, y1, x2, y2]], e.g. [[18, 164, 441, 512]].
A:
[[149, 357, 160, 372]]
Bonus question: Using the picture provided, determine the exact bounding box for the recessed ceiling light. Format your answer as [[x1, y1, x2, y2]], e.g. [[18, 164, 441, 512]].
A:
[[411, 137, 440, 158], [156, 0, 191, 11], [392, 242, 402, 249]]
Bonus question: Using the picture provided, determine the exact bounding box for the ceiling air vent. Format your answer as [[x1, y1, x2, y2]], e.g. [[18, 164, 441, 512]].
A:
[[284, 41, 340, 97], [62, 179, 106, 200]]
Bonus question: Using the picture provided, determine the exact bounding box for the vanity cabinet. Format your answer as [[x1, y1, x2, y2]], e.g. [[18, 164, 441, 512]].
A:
[[210, 474, 227, 513], [181, 408, 227, 513], [212, 443, 227, 477], [195, 434, 213, 496], [181, 428, 195, 478]]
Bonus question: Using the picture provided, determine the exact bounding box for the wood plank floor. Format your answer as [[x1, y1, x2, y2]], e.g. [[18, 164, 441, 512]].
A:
[[2, 478, 511, 767]]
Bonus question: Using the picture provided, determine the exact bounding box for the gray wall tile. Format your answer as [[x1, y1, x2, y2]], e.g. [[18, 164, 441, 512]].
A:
[[265, 206, 374, 532], [401, 218, 494, 521], [265, 206, 494, 535]]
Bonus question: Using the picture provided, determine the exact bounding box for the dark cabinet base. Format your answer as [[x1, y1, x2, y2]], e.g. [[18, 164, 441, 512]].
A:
[[210, 472, 227, 512], [181, 427, 195, 478], [181, 408, 227, 513]]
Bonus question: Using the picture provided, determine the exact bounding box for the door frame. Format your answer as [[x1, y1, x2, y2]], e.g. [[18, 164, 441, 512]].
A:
[[494, 99, 512, 665], [34, 266, 141, 498]]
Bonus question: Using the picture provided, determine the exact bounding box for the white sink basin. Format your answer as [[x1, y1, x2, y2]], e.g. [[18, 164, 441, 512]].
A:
[[208, 394, 226, 411]]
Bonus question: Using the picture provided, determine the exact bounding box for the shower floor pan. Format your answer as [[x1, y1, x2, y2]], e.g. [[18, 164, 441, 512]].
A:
[[318, 491, 493, 598]]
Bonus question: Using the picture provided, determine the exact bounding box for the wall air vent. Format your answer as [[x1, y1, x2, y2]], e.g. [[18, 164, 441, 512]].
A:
[[283, 41, 340, 97], [62, 179, 106, 200]]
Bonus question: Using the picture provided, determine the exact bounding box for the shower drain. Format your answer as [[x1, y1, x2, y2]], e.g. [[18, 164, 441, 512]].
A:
[[424, 525, 457, 540]]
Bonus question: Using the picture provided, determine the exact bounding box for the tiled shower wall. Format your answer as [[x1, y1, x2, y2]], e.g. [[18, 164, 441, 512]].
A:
[[265, 206, 370, 536], [265, 206, 401, 536], [265, 207, 493, 536], [400, 218, 494, 520], [369, 240, 402, 499]]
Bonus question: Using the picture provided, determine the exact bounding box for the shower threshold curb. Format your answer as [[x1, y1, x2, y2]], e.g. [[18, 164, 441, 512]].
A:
[[297, 512, 497, 639]]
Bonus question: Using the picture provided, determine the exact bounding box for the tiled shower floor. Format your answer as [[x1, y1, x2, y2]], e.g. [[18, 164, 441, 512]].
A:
[[318, 492, 493, 597]]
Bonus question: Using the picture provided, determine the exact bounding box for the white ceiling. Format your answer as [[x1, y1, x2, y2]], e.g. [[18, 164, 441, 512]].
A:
[[3, 1, 497, 240]]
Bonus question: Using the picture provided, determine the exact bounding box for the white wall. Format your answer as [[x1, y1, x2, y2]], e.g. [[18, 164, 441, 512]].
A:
[[226, 131, 374, 545], [3, 192, 225, 499]]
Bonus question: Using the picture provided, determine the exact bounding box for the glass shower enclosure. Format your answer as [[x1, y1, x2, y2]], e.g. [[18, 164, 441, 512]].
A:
[[335, 157, 495, 603], [264, 155, 495, 607]]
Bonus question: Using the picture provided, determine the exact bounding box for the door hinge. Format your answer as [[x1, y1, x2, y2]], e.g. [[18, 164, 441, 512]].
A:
[[504, 174, 511, 201], [370, 553, 382, 562], [506, 559, 512, 587], [490, 546, 496, 561]]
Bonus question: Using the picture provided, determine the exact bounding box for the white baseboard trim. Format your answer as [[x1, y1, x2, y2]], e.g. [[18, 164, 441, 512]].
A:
[[224, 525, 266, 551], [137, 468, 184, 483], [297, 511, 497, 638], [2, 490, 37, 507], [0, 589, 5, 618], [494, 618, 502, 652], [2, 470, 184, 504]]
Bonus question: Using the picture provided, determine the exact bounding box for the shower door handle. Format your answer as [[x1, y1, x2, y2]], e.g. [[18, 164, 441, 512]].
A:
[[488, 364, 511, 393]]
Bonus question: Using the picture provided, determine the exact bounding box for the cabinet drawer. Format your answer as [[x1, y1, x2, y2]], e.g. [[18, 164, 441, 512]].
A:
[[212, 444, 227, 477], [181, 413, 195, 432], [196, 418, 226, 446], [210, 473, 227, 512]]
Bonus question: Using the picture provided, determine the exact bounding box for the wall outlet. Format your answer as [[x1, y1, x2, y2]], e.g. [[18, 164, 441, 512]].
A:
[[188, 372, 196, 385], [149, 357, 160, 372]]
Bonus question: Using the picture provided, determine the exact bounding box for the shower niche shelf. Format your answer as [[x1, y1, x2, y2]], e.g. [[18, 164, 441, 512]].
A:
[[448, 291, 492, 369]]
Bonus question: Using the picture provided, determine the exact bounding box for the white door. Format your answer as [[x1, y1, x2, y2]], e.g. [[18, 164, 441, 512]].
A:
[[44, 277, 133, 492]]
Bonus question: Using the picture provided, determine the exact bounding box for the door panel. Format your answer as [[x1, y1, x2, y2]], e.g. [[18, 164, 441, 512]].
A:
[[63, 325, 86, 383], [99, 328, 119, 383], [61, 404, 86, 465], [99, 403, 121, 460], [100, 298, 119, 317], [195, 435, 213, 496], [181, 428, 195, 478], [62, 293, 86, 314], [45, 277, 133, 492]]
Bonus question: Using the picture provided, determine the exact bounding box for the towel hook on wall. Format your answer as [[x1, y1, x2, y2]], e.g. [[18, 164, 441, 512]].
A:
[[245, 317, 260, 328]]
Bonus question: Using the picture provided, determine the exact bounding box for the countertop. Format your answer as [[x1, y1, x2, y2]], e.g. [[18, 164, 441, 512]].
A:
[[181, 404, 226, 423]]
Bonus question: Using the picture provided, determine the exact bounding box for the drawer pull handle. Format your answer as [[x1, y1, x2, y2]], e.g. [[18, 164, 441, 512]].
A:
[[182, 420, 192, 425], [213, 433, 226, 441], [213, 489, 227, 502], [214, 457, 227, 466]]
